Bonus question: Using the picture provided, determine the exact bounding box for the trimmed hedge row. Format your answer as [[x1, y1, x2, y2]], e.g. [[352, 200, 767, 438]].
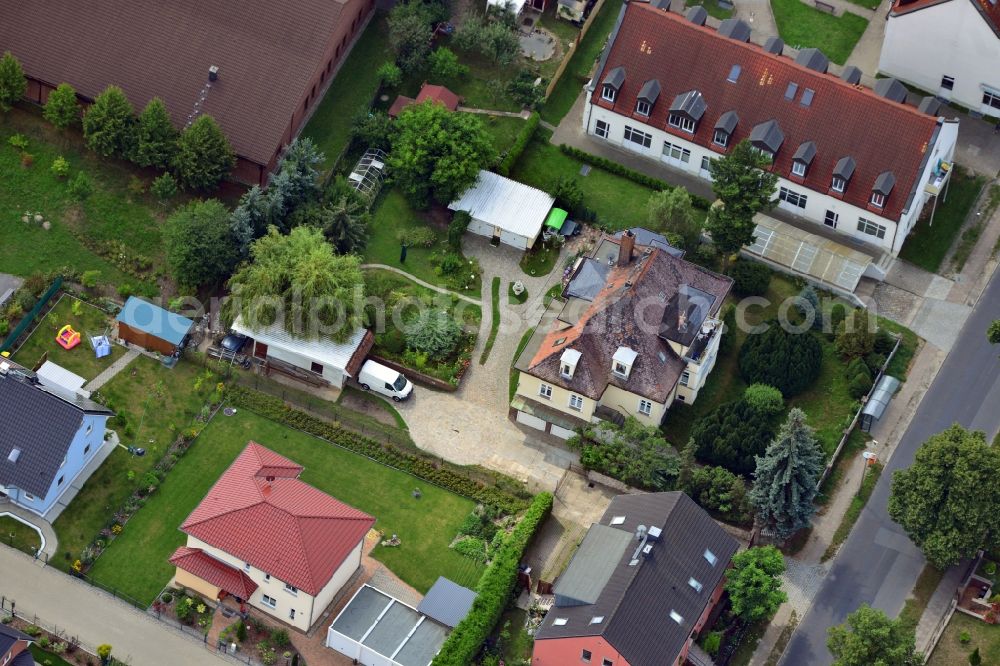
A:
[[226, 386, 530, 513], [558, 144, 712, 210], [498, 112, 540, 176], [432, 492, 554, 665]]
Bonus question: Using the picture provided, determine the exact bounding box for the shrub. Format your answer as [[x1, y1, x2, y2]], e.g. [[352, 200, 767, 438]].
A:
[[703, 632, 723, 656], [739, 324, 823, 397], [151, 173, 178, 201], [432, 493, 553, 665], [849, 372, 874, 400], [428, 47, 469, 83], [718, 303, 737, 355], [406, 308, 463, 360], [38, 637, 51, 649], [864, 352, 886, 375], [396, 226, 437, 248], [269, 629, 290, 648], [828, 303, 847, 336], [97, 645, 112, 660], [507, 69, 544, 109], [51, 156, 70, 178], [552, 176, 585, 217], [67, 172, 93, 201], [376, 62, 403, 89], [874, 328, 897, 355], [743, 383, 783, 416], [691, 399, 777, 475], [236, 621, 248, 642], [454, 537, 489, 563], [8, 134, 28, 152], [729, 259, 772, 297], [497, 112, 538, 176], [959, 630, 971, 644], [448, 211, 471, 250], [160, 592, 173, 604], [175, 597, 194, 622], [835, 310, 876, 359], [796, 285, 821, 328], [23, 625, 42, 637], [684, 464, 750, 523]]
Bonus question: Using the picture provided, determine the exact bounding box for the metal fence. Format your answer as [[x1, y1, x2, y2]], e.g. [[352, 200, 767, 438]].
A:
[[0, 276, 63, 353]]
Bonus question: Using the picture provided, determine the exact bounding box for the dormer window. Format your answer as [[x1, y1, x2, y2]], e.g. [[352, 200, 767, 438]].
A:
[[713, 129, 728, 147], [713, 111, 738, 149], [602, 86, 616, 103], [749, 119, 784, 157], [669, 90, 706, 134], [635, 100, 650, 116], [832, 156, 856, 194], [635, 79, 660, 118], [792, 161, 806, 177], [560, 348, 581, 379], [601, 66, 625, 104], [792, 141, 816, 179], [612, 346, 637, 380], [871, 171, 895, 209], [669, 114, 696, 133], [832, 176, 846, 193], [871, 192, 885, 208]]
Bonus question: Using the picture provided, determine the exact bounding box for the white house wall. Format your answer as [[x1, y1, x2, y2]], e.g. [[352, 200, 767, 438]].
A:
[[265, 345, 346, 388], [880, 0, 1000, 115], [583, 102, 953, 256], [466, 217, 531, 249]]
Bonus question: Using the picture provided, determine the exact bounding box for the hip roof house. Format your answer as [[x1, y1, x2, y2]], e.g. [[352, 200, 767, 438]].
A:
[[0, 0, 377, 185], [171, 442, 375, 632], [582, 1, 959, 269]]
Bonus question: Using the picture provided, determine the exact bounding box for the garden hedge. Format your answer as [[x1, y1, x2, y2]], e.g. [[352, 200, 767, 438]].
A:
[[432, 492, 553, 665], [498, 112, 540, 176], [226, 386, 530, 513], [558, 144, 712, 210], [739, 324, 823, 397]]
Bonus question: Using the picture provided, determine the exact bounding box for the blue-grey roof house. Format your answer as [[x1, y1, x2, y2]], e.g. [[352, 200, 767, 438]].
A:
[[0, 360, 114, 518]]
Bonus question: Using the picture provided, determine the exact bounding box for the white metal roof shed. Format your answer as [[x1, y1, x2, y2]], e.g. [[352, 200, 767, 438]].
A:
[[231, 317, 369, 375], [448, 170, 555, 244]]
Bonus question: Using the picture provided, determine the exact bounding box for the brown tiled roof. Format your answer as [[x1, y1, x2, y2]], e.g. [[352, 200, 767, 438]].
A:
[[892, 0, 1000, 38], [0, 0, 346, 165], [592, 2, 941, 221], [527, 240, 731, 403]]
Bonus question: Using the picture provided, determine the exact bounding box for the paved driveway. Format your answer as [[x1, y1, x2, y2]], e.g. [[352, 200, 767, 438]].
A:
[[394, 235, 578, 492]]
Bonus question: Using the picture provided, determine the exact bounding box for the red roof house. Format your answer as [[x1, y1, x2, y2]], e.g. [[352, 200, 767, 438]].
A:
[[170, 442, 374, 631], [388, 82, 462, 118]]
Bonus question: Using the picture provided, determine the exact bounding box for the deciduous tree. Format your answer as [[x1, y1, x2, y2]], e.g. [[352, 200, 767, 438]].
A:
[[988, 319, 1000, 345], [172, 114, 234, 191], [749, 408, 824, 539], [389, 101, 494, 207], [388, 2, 433, 74], [0, 51, 26, 112], [428, 47, 468, 83], [705, 140, 778, 266], [164, 199, 238, 290], [43, 83, 80, 130], [725, 546, 787, 623], [82, 86, 136, 158], [134, 98, 178, 169], [406, 308, 463, 359], [647, 187, 702, 250], [888, 424, 1000, 569], [827, 604, 921, 666]]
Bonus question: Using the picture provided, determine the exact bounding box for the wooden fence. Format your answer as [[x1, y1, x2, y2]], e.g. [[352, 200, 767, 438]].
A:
[[544, 0, 610, 98]]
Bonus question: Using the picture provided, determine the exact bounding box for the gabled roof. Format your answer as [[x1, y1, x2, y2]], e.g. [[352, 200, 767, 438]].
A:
[[874, 77, 909, 103], [0, 365, 112, 497], [589, 2, 941, 221], [526, 238, 731, 403], [840, 65, 863, 85], [117, 297, 193, 346], [448, 170, 555, 240], [794, 48, 829, 73], [685, 4, 708, 25], [0, 624, 34, 666], [231, 320, 373, 377], [170, 546, 259, 600], [535, 493, 741, 666], [0, 0, 351, 166], [793, 140, 818, 165], [180, 442, 375, 595], [763, 36, 784, 55], [718, 18, 752, 41]]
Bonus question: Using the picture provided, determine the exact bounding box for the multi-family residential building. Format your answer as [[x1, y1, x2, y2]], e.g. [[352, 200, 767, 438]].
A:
[[512, 230, 732, 438], [0, 359, 113, 518], [581, 1, 959, 261], [170, 442, 375, 632], [532, 492, 740, 666], [880, 0, 1000, 117]]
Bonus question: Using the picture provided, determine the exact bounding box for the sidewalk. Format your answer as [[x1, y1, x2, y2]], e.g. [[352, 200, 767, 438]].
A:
[[83, 347, 141, 392], [915, 564, 963, 656], [0, 547, 226, 665]]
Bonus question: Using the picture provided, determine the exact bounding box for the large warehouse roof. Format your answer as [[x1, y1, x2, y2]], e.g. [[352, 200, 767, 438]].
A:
[[0, 0, 346, 165]]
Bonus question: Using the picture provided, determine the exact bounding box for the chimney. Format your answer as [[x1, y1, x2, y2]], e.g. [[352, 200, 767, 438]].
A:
[[618, 230, 635, 266], [208, 65, 219, 82]]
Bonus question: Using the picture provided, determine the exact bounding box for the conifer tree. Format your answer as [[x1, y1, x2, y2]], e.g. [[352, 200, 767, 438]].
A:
[[135, 97, 178, 168], [43, 83, 80, 129], [82, 85, 136, 158], [172, 114, 234, 191], [0, 51, 26, 112]]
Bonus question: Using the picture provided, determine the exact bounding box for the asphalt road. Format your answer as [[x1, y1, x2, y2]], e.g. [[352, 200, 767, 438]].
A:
[[782, 271, 1000, 664]]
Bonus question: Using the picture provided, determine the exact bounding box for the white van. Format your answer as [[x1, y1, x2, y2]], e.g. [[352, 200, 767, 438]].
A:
[[358, 360, 413, 401]]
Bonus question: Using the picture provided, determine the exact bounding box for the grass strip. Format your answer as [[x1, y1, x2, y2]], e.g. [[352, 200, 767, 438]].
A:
[[479, 277, 502, 365], [822, 462, 882, 562]]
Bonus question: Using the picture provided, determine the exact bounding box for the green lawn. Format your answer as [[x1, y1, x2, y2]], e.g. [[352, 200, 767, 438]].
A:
[[510, 133, 657, 228], [694, 0, 734, 19], [508, 281, 528, 304], [87, 410, 485, 604], [538, 5, 583, 45], [51, 356, 217, 572], [899, 167, 986, 273], [480, 114, 528, 156], [928, 612, 1000, 666], [541, 0, 624, 125], [29, 646, 75, 666], [447, 42, 523, 113], [0, 108, 168, 289], [479, 277, 502, 365], [301, 16, 392, 171], [519, 236, 561, 277], [0, 516, 42, 556], [13, 295, 124, 381], [770, 0, 869, 65]]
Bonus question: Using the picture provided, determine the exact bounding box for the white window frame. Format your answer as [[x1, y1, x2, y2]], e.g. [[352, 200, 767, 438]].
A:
[[638, 399, 652, 416], [601, 86, 616, 103], [594, 119, 609, 139], [261, 594, 277, 609], [289, 608, 296, 621], [668, 114, 696, 133], [712, 129, 728, 147], [831, 176, 846, 193], [778, 186, 808, 210], [985, 90, 1000, 111], [679, 370, 691, 387], [870, 192, 885, 208], [857, 217, 886, 240], [284, 583, 298, 596], [613, 361, 628, 378], [560, 363, 573, 379], [635, 99, 650, 116], [244, 562, 251, 572], [791, 161, 806, 177], [264, 573, 271, 582], [662, 140, 690, 164], [22, 492, 35, 502], [568, 394, 584, 411], [539, 383, 552, 399], [623, 125, 652, 149]]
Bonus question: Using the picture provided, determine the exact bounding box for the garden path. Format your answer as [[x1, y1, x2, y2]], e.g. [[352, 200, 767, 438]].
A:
[[0, 505, 56, 560], [458, 106, 533, 119], [360, 264, 481, 305], [82, 347, 141, 392]]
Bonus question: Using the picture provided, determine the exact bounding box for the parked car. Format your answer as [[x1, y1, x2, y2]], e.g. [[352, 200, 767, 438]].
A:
[[220, 333, 249, 354], [358, 360, 413, 402]]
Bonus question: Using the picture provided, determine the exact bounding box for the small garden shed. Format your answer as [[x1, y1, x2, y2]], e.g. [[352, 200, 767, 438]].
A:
[[448, 170, 555, 250], [115, 297, 193, 356]]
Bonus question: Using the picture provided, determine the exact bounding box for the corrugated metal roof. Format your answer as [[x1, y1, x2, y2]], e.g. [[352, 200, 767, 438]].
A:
[[231, 318, 368, 374], [862, 374, 900, 421], [36, 361, 86, 393], [448, 171, 555, 241], [116, 297, 193, 346]]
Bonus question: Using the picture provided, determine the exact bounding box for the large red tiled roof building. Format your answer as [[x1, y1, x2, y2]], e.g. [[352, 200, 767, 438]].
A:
[[582, 1, 959, 260], [170, 442, 374, 632], [0, 0, 376, 185]]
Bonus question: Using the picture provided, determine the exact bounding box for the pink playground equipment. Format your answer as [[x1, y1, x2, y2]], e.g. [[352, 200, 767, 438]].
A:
[[56, 324, 81, 350]]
